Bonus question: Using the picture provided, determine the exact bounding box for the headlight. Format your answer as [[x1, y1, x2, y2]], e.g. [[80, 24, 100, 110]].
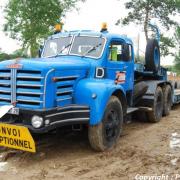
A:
[[31, 116, 43, 129]]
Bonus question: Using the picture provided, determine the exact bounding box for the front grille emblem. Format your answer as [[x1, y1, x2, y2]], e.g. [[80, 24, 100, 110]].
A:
[[7, 64, 23, 69], [7, 58, 23, 69]]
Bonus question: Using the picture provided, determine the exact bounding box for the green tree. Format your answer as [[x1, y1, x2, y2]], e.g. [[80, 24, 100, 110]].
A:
[[0, 49, 29, 61], [4, 0, 84, 57], [174, 26, 180, 74], [160, 34, 175, 56], [174, 53, 180, 74], [117, 0, 180, 56]]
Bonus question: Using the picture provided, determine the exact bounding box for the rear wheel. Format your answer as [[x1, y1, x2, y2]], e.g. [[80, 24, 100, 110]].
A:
[[88, 96, 123, 151], [147, 87, 163, 123], [163, 85, 172, 116]]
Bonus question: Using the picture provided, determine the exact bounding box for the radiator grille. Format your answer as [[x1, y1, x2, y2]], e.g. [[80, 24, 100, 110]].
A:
[[0, 70, 11, 104], [0, 69, 44, 109], [55, 75, 79, 106]]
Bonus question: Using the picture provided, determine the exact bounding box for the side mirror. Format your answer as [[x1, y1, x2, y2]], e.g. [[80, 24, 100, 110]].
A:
[[38, 45, 43, 58]]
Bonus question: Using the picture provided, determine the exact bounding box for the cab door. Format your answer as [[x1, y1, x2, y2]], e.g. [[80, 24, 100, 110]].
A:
[[106, 39, 134, 91]]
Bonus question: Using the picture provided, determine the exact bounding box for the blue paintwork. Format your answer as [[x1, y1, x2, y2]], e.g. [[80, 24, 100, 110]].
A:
[[0, 30, 135, 125], [74, 79, 126, 125]]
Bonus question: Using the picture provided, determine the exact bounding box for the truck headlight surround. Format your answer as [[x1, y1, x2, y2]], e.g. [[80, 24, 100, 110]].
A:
[[31, 115, 43, 129]]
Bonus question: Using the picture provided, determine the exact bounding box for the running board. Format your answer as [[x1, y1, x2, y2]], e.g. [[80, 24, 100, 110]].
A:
[[127, 107, 153, 115], [127, 108, 139, 114]]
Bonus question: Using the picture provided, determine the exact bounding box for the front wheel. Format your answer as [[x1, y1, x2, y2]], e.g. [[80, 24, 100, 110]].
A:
[[88, 96, 123, 151]]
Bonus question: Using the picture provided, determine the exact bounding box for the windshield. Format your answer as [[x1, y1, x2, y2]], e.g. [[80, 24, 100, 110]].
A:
[[70, 36, 105, 58], [42, 36, 72, 57], [42, 36, 105, 58]]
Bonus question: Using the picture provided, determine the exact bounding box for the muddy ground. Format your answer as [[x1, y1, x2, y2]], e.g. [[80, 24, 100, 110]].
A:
[[0, 105, 180, 180]]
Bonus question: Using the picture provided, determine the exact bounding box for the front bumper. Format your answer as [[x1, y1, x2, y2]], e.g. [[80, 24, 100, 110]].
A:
[[0, 105, 90, 133]]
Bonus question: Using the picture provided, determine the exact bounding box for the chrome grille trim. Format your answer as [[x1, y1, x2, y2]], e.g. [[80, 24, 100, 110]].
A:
[[17, 99, 43, 103], [57, 105, 89, 110], [46, 110, 90, 118], [17, 84, 43, 87], [56, 90, 74, 95], [17, 76, 44, 79], [17, 91, 43, 95], [0, 97, 11, 101], [56, 97, 72, 102], [0, 90, 11, 93], [55, 76, 79, 80], [11, 68, 17, 103], [0, 75, 10, 78], [0, 82, 11, 85], [43, 69, 55, 108], [50, 118, 89, 125]]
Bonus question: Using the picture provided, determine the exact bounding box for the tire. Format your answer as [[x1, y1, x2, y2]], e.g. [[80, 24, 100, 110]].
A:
[[88, 96, 123, 151], [174, 82, 178, 89], [163, 85, 172, 116], [177, 82, 180, 89], [133, 81, 148, 105], [145, 39, 160, 73], [133, 111, 148, 122], [170, 81, 175, 89], [147, 87, 163, 123]]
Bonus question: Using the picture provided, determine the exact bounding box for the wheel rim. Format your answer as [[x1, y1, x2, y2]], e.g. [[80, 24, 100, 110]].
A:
[[104, 109, 120, 143]]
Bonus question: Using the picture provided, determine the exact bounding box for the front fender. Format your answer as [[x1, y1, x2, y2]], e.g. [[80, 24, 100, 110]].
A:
[[74, 78, 125, 125]]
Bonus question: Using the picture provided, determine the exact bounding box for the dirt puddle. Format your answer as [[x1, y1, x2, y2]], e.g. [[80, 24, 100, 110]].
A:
[[169, 132, 180, 166]]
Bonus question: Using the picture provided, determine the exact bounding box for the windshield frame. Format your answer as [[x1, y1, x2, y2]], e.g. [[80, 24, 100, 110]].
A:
[[42, 35, 107, 59]]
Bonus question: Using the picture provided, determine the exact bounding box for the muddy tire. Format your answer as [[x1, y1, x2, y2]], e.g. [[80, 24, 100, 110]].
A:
[[133, 81, 148, 105], [134, 111, 148, 122], [147, 87, 163, 123], [163, 85, 172, 116], [88, 96, 123, 151]]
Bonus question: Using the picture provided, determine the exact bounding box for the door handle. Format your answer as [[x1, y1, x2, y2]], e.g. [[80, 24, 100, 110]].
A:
[[123, 66, 128, 71]]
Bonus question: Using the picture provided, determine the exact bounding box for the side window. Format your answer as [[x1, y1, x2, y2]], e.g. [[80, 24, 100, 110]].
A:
[[108, 41, 132, 62]]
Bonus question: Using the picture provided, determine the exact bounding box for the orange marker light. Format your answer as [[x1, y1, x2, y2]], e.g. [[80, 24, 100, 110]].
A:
[[55, 24, 62, 33], [101, 22, 108, 32], [102, 22, 107, 29]]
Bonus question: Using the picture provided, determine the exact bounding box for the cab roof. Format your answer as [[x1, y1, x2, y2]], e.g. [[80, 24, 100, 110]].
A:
[[50, 30, 133, 45]]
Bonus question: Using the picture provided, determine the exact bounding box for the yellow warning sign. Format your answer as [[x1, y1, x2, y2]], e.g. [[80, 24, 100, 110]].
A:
[[0, 123, 36, 153]]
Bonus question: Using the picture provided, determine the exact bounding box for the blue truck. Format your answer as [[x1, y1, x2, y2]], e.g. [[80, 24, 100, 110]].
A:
[[0, 24, 179, 152]]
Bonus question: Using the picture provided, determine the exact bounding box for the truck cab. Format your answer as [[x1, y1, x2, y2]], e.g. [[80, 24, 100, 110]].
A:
[[0, 24, 172, 152]]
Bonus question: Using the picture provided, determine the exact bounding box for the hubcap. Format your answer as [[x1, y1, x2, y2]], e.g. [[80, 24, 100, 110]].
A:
[[104, 110, 120, 142]]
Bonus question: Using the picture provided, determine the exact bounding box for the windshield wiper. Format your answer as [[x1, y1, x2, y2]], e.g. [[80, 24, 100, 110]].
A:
[[81, 43, 102, 58], [55, 42, 72, 57]]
